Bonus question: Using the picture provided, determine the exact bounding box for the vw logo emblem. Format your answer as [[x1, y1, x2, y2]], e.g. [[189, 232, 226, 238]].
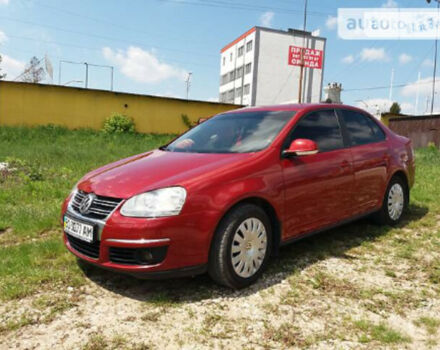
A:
[[79, 193, 96, 214]]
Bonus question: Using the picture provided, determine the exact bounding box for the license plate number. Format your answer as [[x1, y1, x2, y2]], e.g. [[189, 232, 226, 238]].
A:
[[64, 216, 94, 243]]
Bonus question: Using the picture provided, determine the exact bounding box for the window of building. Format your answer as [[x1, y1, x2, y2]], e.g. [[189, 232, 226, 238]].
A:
[[227, 89, 235, 101], [339, 110, 386, 146], [236, 66, 243, 79], [288, 110, 344, 152], [236, 87, 242, 98], [244, 84, 250, 95], [220, 74, 228, 85], [246, 40, 253, 52], [222, 57, 226, 66], [229, 71, 235, 82], [238, 46, 244, 57], [230, 52, 233, 61], [219, 92, 227, 103], [245, 63, 252, 74]]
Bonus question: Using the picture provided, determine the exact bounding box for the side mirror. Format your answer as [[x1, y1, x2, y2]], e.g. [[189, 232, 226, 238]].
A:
[[283, 139, 318, 157]]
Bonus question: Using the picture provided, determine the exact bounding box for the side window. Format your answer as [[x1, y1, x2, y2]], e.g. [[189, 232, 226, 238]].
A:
[[340, 110, 386, 146], [288, 110, 344, 152]]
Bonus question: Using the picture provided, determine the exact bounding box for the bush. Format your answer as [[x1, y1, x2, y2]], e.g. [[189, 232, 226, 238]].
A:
[[181, 114, 196, 129], [102, 114, 135, 134]]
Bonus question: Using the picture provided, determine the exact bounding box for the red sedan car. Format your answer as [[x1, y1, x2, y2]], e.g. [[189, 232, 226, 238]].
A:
[[61, 104, 415, 288]]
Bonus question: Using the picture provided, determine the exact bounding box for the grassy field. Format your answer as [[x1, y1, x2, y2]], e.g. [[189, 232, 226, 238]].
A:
[[1, 125, 440, 349]]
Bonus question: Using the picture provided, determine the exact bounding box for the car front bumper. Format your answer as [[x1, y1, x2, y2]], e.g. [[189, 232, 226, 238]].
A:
[[61, 198, 220, 278]]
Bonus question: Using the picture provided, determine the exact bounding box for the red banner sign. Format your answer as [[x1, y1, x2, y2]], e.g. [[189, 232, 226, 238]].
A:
[[288, 46, 323, 69]]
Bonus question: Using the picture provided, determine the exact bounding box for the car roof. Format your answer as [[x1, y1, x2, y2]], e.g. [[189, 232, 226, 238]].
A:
[[227, 103, 368, 115]]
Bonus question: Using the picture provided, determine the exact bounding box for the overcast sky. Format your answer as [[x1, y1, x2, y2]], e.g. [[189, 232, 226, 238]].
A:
[[0, 0, 438, 114]]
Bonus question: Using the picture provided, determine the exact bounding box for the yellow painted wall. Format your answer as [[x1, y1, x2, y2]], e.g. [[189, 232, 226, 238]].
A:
[[0, 81, 241, 134]]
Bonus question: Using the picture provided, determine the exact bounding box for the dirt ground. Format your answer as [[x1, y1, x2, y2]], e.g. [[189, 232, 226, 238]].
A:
[[1, 212, 440, 350]]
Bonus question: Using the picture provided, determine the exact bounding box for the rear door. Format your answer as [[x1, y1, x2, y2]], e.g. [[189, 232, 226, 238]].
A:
[[336, 109, 389, 214], [281, 109, 354, 240]]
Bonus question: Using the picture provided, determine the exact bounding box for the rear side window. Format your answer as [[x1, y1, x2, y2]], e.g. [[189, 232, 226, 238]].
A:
[[288, 109, 344, 152], [339, 110, 386, 146]]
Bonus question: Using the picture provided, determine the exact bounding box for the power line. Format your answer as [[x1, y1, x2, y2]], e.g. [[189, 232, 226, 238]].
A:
[[0, 16, 217, 58], [153, 0, 331, 16], [3, 34, 219, 69], [343, 79, 437, 92]]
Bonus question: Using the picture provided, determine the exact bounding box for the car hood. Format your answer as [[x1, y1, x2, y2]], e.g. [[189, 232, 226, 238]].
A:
[[78, 150, 253, 199]]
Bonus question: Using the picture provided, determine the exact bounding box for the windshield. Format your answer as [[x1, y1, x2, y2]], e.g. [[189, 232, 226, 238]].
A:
[[165, 111, 295, 154]]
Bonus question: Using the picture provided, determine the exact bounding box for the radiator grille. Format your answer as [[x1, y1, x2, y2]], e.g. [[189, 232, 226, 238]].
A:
[[71, 191, 122, 220]]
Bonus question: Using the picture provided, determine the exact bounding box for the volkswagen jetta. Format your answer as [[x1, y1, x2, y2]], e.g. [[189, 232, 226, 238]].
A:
[[61, 104, 415, 288]]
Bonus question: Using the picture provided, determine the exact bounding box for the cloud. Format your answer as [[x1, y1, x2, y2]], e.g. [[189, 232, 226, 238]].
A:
[[401, 76, 440, 97], [0, 0, 9, 5], [0, 30, 7, 44], [342, 54, 354, 64], [356, 98, 394, 116], [102, 46, 187, 84], [398, 53, 412, 64], [325, 15, 337, 30], [358, 99, 413, 115], [260, 11, 274, 28], [400, 76, 440, 113], [382, 0, 398, 8], [0, 54, 25, 79], [422, 58, 434, 67], [360, 48, 389, 62]]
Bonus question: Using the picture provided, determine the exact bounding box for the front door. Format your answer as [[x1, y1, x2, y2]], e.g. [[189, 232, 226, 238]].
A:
[[281, 109, 354, 240]]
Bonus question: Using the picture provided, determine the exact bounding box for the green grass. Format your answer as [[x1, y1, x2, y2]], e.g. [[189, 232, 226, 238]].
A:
[[0, 237, 84, 300], [0, 125, 174, 237], [354, 319, 411, 344], [0, 126, 174, 300]]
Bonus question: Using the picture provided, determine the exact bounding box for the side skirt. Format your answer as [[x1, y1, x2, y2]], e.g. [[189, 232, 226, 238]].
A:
[[279, 209, 378, 247]]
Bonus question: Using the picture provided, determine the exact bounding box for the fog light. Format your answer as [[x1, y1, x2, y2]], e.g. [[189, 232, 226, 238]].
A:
[[136, 249, 154, 264]]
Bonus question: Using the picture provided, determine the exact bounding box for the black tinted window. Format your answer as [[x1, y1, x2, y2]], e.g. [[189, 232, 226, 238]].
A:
[[340, 110, 385, 146], [288, 110, 344, 152]]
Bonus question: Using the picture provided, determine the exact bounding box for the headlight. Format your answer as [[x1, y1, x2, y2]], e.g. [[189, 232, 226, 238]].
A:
[[120, 187, 187, 218]]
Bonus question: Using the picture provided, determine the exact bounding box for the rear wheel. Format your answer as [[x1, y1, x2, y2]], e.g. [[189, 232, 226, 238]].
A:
[[208, 204, 272, 289], [372, 176, 408, 225]]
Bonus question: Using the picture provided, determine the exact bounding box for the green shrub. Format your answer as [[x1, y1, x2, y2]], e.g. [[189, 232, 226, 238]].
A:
[[102, 114, 135, 134], [181, 114, 195, 128]]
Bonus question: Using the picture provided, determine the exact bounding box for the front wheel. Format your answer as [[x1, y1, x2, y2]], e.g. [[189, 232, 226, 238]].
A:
[[208, 204, 272, 289], [372, 176, 408, 225]]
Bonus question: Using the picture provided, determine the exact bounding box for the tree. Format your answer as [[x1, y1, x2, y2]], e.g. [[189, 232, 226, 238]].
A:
[[389, 102, 401, 114], [20, 56, 45, 83], [0, 54, 6, 80]]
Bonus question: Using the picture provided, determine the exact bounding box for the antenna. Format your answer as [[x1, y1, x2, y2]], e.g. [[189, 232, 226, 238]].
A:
[[185, 72, 192, 100], [45, 55, 54, 83]]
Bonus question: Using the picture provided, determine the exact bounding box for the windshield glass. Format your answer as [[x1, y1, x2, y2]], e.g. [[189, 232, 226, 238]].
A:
[[165, 111, 295, 154]]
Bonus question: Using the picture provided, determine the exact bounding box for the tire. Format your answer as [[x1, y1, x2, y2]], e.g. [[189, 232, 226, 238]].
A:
[[371, 176, 408, 226], [208, 204, 272, 289]]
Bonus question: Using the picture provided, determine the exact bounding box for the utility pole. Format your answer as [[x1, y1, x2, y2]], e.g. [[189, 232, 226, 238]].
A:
[[185, 72, 192, 100], [428, 0, 440, 114], [84, 62, 89, 89], [59, 60, 114, 90], [415, 71, 421, 115], [297, 0, 308, 103], [389, 68, 394, 102]]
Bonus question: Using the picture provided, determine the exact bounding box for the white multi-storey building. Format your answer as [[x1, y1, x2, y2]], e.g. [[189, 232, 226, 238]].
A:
[[219, 26, 326, 106]]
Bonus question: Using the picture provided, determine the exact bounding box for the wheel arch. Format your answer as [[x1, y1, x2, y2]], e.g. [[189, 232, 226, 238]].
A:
[[389, 170, 410, 205], [210, 196, 282, 258]]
